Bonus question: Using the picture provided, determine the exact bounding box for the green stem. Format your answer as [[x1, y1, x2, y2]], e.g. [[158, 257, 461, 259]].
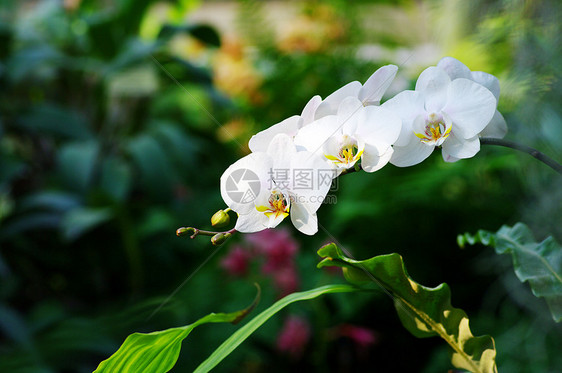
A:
[[480, 137, 562, 175]]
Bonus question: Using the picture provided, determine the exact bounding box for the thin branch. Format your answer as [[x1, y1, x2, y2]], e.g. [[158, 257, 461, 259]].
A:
[[480, 137, 562, 175]]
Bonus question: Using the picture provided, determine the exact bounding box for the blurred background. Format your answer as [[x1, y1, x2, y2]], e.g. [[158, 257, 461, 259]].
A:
[[0, 0, 561, 372]]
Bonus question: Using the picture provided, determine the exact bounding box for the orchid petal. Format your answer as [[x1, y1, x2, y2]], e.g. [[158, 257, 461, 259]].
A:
[[390, 137, 434, 167], [361, 142, 393, 173], [315, 81, 362, 119], [220, 152, 272, 214], [234, 209, 270, 233], [267, 133, 297, 169], [480, 110, 507, 139], [289, 151, 335, 212], [415, 66, 451, 113], [471, 71, 500, 101], [442, 134, 480, 159], [356, 106, 402, 145], [442, 78, 496, 139], [249, 116, 302, 153], [436, 57, 472, 80], [294, 115, 341, 156], [381, 90, 425, 146], [337, 97, 363, 135], [301, 95, 322, 126], [358, 64, 398, 105], [290, 203, 318, 235]]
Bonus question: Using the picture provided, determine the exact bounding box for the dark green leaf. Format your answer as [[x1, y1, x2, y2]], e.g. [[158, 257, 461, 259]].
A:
[[458, 223, 562, 322], [16, 104, 92, 140], [317, 244, 497, 373], [126, 135, 177, 200], [57, 141, 99, 193], [158, 24, 221, 47], [60, 207, 112, 241]]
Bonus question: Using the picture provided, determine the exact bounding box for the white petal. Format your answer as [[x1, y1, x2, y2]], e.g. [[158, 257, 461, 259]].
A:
[[249, 116, 302, 153], [356, 106, 402, 145], [480, 110, 507, 139], [415, 66, 451, 113], [442, 134, 480, 159], [381, 90, 425, 146], [442, 153, 460, 163], [220, 152, 272, 214], [290, 202, 318, 235], [337, 97, 363, 135], [290, 151, 335, 212], [471, 71, 500, 101], [301, 95, 322, 126], [234, 209, 270, 233], [358, 64, 398, 105], [442, 78, 496, 139], [293, 115, 341, 155], [436, 57, 472, 80], [390, 137, 434, 167], [315, 81, 362, 119], [267, 133, 297, 169], [337, 96, 362, 118], [361, 142, 393, 172]]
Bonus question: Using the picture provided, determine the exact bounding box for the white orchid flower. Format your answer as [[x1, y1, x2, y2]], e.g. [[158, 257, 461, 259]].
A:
[[221, 134, 335, 235], [248, 64, 398, 153], [314, 64, 398, 118], [294, 96, 402, 175], [382, 66, 497, 166], [437, 57, 507, 161], [248, 95, 322, 153]]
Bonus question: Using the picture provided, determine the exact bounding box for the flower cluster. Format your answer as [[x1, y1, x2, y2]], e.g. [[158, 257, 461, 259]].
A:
[[220, 229, 301, 297], [220, 57, 506, 235]]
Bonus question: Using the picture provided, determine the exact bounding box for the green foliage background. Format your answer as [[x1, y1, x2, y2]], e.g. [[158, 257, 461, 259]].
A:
[[0, 0, 560, 371]]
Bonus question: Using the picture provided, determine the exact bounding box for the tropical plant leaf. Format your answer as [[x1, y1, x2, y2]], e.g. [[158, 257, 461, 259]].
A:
[[317, 244, 497, 373], [194, 284, 357, 373], [458, 222, 562, 322], [94, 284, 261, 373]]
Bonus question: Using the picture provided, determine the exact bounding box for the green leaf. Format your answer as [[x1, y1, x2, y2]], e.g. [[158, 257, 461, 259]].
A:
[[158, 24, 221, 47], [458, 223, 562, 323], [317, 244, 497, 373], [94, 284, 261, 373], [194, 284, 356, 373], [60, 207, 113, 241], [57, 141, 99, 193]]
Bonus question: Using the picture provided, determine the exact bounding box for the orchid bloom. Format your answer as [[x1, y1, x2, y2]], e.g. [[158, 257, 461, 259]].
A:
[[248, 64, 398, 152], [382, 66, 497, 166], [220, 134, 334, 235], [437, 57, 507, 140], [294, 96, 402, 174]]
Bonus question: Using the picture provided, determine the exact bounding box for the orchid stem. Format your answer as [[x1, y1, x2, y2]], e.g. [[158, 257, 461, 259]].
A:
[[176, 227, 237, 239], [480, 137, 562, 175]]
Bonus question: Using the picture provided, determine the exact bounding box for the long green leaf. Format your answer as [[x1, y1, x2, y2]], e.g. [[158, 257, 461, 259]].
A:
[[194, 284, 357, 373], [94, 285, 261, 373], [458, 222, 562, 322], [317, 244, 497, 373]]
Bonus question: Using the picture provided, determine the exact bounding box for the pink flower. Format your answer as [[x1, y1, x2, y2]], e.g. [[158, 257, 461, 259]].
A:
[[246, 229, 299, 273], [339, 324, 377, 350], [271, 266, 300, 297], [220, 246, 252, 277], [276, 315, 310, 358]]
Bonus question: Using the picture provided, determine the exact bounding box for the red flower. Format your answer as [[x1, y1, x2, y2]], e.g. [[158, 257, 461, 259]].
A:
[[276, 315, 310, 358], [220, 246, 252, 277], [339, 324, 377, 350]]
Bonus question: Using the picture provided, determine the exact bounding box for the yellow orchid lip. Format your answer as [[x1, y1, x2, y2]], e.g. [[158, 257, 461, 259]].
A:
[[256, 190, 290, 220], [415, 115, 452, 146], [325, 145, 363, 167]]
